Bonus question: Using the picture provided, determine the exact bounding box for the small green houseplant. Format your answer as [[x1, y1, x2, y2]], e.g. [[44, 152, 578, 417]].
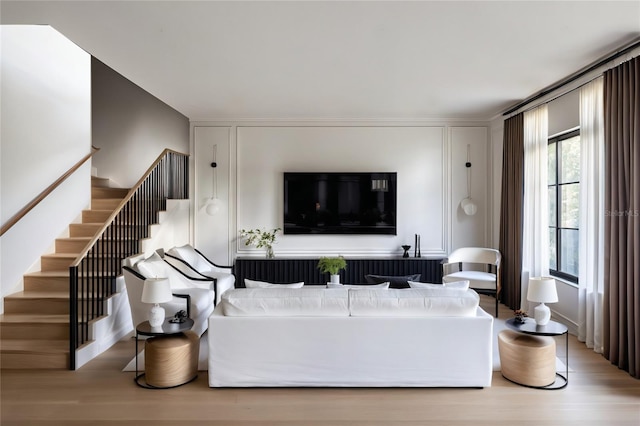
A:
[[239, 227, 281, 258], [317, 256, 347, 283]]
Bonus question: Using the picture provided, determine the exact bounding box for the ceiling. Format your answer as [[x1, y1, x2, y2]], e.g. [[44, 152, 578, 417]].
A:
[[2, 1, 639, 121]]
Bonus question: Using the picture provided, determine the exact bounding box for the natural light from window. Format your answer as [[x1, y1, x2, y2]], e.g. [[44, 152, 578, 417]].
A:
[[548, 130, 580, 283]]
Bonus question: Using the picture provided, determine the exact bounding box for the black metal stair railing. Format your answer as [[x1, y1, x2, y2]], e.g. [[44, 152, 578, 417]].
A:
[[68, 149, 188, 370]]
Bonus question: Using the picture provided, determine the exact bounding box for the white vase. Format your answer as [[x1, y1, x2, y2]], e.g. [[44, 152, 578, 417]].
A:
[[330, 274, 340, 284]]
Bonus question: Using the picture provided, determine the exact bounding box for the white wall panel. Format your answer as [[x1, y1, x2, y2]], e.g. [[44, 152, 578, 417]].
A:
[[193, 127, 232, 264], [235, 126, 446, 257], [449, 127, 488, 250]]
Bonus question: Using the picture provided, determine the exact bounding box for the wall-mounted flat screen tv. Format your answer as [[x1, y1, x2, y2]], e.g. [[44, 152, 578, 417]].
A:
[[283, 172, 397, 235]]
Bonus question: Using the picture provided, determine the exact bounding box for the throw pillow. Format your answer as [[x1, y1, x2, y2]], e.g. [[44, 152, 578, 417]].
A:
[[244, 279, 304, 289], [443, 280, 470, 290], [408, 280, 470, 291], [365, 273, 421, 288], [136, 252, 168, 279], [326, 282, 390, 289], [407, 281, 442, 289]]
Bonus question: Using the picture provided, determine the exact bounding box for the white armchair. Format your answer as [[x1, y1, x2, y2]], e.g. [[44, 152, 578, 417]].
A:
[[442, 247, 501, 317], [122, 252, 215, 337], [165, 244, 236, 304]]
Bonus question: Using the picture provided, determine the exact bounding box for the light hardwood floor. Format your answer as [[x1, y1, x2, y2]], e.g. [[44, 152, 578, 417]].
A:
[[2, 296, 639, 425]]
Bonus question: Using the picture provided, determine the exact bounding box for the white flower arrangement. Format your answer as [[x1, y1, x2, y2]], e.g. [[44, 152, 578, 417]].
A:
[[239, 227, 281, 258]]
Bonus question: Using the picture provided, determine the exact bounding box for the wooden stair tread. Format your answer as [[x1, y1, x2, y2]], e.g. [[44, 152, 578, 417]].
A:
[[0, 313, 70, 324], [24, 270, 71, 278], [0, 339, 69, 353], [5, 291, 70, 299], [24, 269, 115, 279], [42, 253, 79, 259], [59, 236, 92, 240]]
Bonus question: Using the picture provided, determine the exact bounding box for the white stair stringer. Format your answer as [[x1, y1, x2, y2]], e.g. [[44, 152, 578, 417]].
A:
[[75, 277, 133, 369], [139, 199, 190, 256]]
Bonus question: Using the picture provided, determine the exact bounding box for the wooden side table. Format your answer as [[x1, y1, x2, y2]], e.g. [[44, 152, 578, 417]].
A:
[[502, 317, 569, 389], [135, 318, 198, 389]]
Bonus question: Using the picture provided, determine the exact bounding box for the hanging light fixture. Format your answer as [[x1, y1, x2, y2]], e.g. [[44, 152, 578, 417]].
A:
[[202, 144, 221, 216], [460, 144, 478, 216]]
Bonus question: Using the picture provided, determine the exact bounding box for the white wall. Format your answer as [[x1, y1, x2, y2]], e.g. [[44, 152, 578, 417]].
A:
[[489, 117, 504, 249], [192, 122, 492, 261], [193, 127, 232, 265], [0, 25, 92, 312], [91, 58, 189, 188], [449, 127, 489, 250], [548, 89, 579, 136]]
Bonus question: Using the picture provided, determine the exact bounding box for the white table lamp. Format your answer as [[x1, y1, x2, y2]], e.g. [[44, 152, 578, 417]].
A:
[[527, 277, 558, 326], [141, 278, 172, 328]]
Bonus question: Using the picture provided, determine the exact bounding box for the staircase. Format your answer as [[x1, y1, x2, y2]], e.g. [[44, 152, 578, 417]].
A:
[[0, 177, 129, 369]]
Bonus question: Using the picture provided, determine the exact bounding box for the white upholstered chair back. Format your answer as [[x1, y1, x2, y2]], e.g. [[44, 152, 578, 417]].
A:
[[446, 247, 501, 267]]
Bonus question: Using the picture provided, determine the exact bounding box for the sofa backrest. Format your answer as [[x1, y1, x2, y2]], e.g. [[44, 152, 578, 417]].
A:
[[220, 287, 480, 318]]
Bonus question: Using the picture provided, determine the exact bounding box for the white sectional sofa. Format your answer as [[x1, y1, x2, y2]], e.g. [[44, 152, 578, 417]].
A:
[[208, 286, 494, 388]]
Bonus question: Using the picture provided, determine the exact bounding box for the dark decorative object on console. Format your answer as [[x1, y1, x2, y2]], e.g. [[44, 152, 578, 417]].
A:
[[365, 273, 421, 288]]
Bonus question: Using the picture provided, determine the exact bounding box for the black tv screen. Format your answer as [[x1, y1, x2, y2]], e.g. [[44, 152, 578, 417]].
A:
[[283, 172, 397, 235]]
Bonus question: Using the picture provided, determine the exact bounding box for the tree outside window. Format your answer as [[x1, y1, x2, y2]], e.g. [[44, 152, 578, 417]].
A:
[[548, 129, 580, 283]]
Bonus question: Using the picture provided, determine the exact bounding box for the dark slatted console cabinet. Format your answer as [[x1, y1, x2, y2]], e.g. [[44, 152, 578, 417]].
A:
[[234, 257, 444, 287]]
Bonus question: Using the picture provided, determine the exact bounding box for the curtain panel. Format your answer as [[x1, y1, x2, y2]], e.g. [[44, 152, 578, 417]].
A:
[[521, 105, 550, 311], [603, 55, 640, 379], [578, 77, 605, 354], [499, 113, 524, 310]]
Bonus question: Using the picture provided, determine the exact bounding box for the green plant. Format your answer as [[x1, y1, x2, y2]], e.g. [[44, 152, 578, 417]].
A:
[[239, 228, 281, 258], [317, 256, 347, 275]]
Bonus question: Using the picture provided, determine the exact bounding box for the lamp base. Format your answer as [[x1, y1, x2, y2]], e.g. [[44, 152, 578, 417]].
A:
[[533, 303, 551, 326], [149, 304, 165, 328]]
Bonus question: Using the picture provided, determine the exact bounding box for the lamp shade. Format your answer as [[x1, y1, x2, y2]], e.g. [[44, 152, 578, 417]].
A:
[[141, 278, 172, 304], [204, 197, 221, 215], [460, 197, 478, 216], [527, 277, 558, 303]]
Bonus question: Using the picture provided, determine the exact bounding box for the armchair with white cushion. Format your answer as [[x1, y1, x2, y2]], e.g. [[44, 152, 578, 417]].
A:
[[441, 247, 501, 317], [122, 251, 215, 337], [165, 244, 236, 304]]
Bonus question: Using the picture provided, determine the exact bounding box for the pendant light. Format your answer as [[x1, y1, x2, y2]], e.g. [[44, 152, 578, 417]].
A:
[[202, 144, 221, 215], [460, 144, 478, 216]]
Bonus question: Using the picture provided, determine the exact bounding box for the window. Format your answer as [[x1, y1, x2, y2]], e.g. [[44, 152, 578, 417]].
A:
[[548, 129, 580, 283]]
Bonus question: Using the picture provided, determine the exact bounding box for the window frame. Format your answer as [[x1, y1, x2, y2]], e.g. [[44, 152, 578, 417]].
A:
[[548, 129, 580, 284]]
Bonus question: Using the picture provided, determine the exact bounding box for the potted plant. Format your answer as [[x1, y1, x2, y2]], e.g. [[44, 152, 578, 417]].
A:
[[317, 256, 347, 284], [239, 228, 281, 258]]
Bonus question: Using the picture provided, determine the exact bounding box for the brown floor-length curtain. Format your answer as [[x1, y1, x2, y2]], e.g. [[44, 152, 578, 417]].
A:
[[499, 113, 525, 310], [603, 55, 640, 379]]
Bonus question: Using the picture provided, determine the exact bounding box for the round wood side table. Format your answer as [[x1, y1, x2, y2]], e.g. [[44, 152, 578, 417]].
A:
[[134, 318, 198, 389], [502, 317, 568, 390]]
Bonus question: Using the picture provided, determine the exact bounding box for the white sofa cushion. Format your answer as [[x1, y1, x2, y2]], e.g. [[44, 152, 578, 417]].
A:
[[408, 280, 470, 291], [222, 288, 349, 317], [245, 279, 304, 289], [443, 271, 496, 290], [348, 288, 479, 317], [327, 282, 390, 289]]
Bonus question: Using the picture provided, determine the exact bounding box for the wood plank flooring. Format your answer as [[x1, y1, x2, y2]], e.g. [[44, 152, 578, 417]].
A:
[[2, 296, 639, 425]]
